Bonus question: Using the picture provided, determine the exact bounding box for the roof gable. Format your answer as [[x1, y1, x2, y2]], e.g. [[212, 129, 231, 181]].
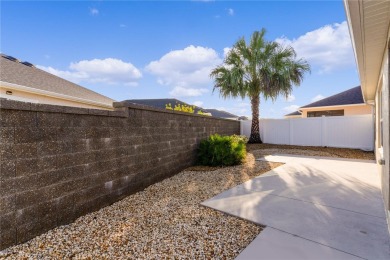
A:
[[301, 86, 364, 108], [284, 86, 364, 116]]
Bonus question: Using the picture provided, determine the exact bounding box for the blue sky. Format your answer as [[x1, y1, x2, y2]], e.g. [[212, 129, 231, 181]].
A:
[[1, 0, 360, 118]]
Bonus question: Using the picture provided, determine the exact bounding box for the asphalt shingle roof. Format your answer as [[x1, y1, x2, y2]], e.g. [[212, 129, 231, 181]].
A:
[[125, 98, 204, 113], [284, 86, 364, 116], [124, 99, 239, 119], [0, 54, 115, 106], [285, 111, 302, 116], [301, 86, 364, 108], [202, 109, 239, 119]]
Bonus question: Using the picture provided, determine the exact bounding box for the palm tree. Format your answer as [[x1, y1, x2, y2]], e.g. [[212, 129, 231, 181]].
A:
[[210, 29, 310, 143]]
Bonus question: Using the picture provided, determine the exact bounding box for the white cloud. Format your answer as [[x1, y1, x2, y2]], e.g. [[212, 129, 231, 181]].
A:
[[283, 105, 300, 113], [228, 8, 234, 16], [38, 58, 142, 86], [214, 15, 221, 19], [120, 24, 126, 28], [286, 94, 295, 102], [193, 101, 204, 107], [311, 94, 326, 102], [169, 86, 209, 97], [276, 21, 354, 73], [90, 8, 99, 15], [146, 45, 222, 97], [223, 47, 232, 58]]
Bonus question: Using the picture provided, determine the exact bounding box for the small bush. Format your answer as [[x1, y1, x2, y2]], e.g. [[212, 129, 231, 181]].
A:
[[230, 134, 249, 144], [197, 134, 247, 167]]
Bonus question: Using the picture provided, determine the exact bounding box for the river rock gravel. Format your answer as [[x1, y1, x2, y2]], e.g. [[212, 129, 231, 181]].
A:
[[0, 145, 374, 259], [1, 152, 281, 259]]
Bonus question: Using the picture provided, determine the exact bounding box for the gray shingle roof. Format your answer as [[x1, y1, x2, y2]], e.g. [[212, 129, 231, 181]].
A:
[[284, 86, 364, 116], [125, 98, 205, 113], [301, 86, 363, 108], [0, 54, 115, 106], [123, 98, 239, 119], [285, 111, 301, 116], [202, 109, 239, 119]]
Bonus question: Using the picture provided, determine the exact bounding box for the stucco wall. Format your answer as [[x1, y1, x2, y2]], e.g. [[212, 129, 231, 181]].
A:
[[0, 87, 113, 110], [0, 98, 240, 249], [300, 104, 372, 117], [381, 49, 390, 215]]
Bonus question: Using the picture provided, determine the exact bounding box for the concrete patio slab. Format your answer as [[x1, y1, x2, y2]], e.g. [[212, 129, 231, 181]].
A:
[[236, 228, 361, 260], [258, 155, 380, 186], [201, 155, 390, 259], [207, 164, 384, 218]]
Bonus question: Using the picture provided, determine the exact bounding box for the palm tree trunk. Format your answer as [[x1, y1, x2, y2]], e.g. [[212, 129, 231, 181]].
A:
[[248, 95, 263, 143]]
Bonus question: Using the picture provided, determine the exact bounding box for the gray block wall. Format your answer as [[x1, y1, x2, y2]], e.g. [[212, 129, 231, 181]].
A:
[[0, 99, 240, 249]]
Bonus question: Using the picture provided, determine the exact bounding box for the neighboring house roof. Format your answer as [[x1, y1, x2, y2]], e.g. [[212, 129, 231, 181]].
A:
[[285, 111, 302, 116], [238, 116, 249, 120], [125, 98, 204, 113], [203, 109, 239, 119], [124, 98, 239, 119], [0, 54, 115, 107], [284, 86, 364, 116], [301, 86, 363, 108]]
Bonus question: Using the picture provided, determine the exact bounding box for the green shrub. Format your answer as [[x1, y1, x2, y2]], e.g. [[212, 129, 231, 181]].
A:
[[230, 134, 249, 144], [197, 134, 247, 167]]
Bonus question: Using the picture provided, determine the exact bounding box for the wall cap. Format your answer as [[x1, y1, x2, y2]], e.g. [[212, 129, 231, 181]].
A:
[[0, 98, 128, 117], [114, 100, 239, 122]]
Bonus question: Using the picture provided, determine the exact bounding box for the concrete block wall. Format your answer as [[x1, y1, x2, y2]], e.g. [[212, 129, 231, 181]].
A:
[[0, 98, 239, 249]]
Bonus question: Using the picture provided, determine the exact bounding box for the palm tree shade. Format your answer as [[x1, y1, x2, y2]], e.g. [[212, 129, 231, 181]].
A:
[[210, 29, 310, 143]]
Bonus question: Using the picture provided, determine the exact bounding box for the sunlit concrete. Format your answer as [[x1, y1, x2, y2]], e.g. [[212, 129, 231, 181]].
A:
[[202, 155, 390, 259], [236, 228, 361, 260]]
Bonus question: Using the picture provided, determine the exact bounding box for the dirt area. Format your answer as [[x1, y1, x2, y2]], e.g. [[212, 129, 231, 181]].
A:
[[1, 144, 373, 259], [247, 143, 375, 160]]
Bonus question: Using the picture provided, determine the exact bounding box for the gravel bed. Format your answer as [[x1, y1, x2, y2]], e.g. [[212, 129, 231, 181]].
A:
[[1, 152, 281, 259], [1, 145, 372, 259]]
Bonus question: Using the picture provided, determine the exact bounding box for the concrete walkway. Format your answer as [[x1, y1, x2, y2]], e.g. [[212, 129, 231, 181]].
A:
[[201, 155, 390, 259]]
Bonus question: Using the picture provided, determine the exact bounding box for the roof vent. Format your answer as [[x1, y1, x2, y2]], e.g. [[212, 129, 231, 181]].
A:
[[21, 61, 35, 68], [1, 54, 19, 62]]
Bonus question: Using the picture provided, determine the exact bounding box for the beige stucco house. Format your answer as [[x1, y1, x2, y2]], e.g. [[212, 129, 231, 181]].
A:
[[344, 0, 390, 232], [0, 54, 114, 110], [285, 86, 372, 118]]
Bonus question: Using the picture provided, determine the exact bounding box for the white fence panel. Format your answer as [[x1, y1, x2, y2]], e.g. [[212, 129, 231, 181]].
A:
[[325, 115, 374, 150], [241, 115, 374, 150], [290, 117, 322, 146], [262, 119, 290, 145], [240, 120, 252, 138]]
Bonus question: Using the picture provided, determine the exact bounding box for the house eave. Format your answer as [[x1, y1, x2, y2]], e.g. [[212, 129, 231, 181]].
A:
[[0, 81, 114, 110], [344, 0, 390, 101], [300, 103, 367, 110]]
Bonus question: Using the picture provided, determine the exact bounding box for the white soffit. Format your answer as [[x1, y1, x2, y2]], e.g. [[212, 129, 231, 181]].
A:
[[344, 0, 390, 101]]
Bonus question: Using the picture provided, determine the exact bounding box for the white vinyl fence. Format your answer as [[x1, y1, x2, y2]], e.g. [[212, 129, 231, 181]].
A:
[[240, 115, 374, 150]]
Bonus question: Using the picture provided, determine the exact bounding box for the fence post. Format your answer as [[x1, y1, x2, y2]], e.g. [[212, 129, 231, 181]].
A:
[[321, 116, 326, 147], [288, 118, 294, 145]]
